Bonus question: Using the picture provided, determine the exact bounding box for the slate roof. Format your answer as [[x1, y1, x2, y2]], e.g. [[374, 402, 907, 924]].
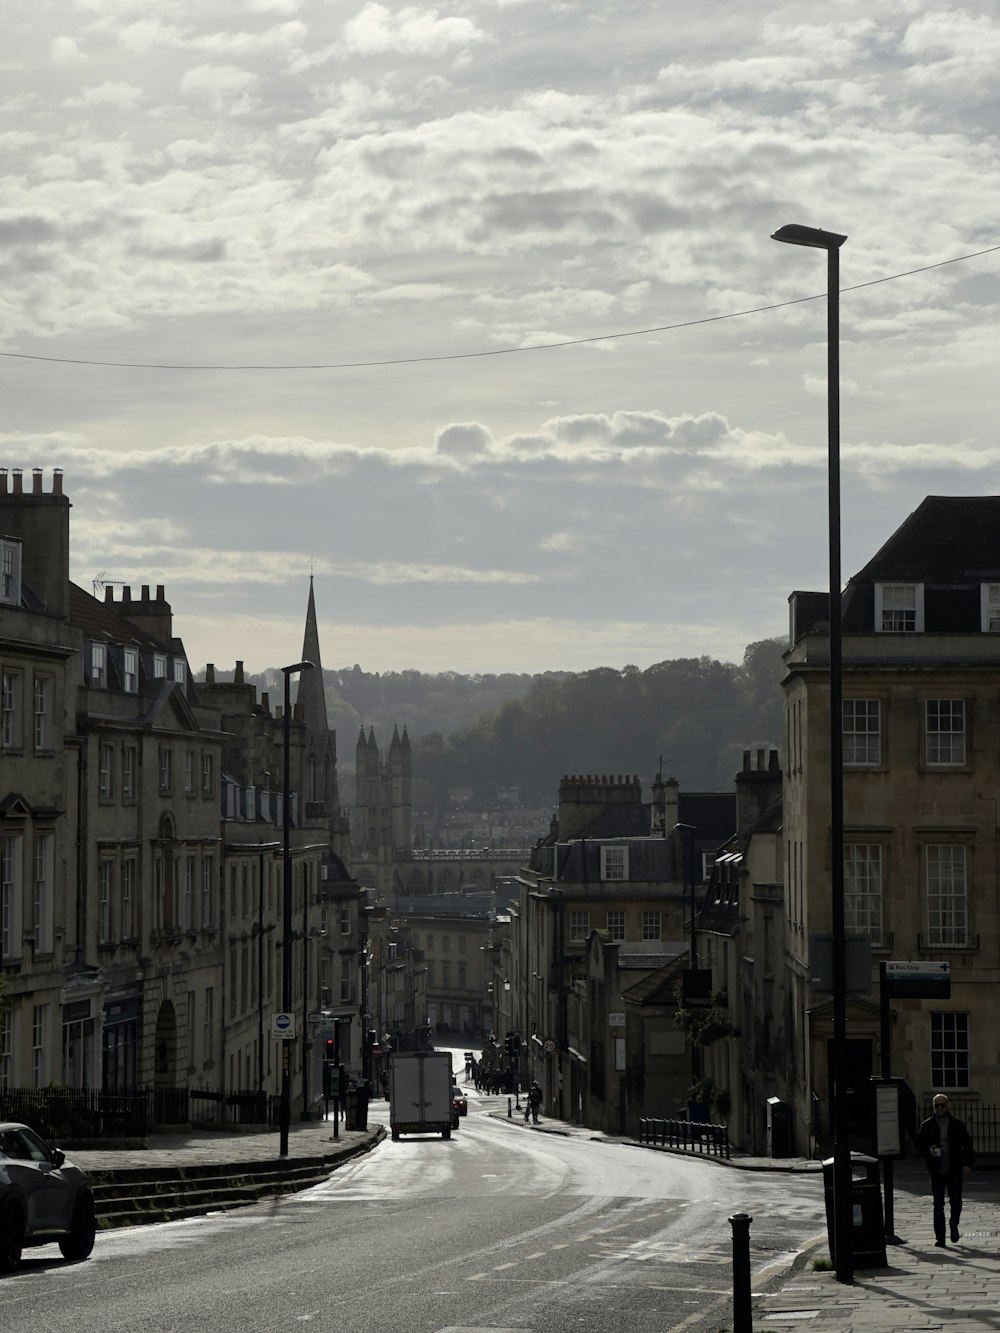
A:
[[792, 496, 1000, 638]]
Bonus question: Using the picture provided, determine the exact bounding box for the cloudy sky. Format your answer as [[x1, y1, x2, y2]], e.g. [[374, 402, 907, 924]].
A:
[[5, 1, 1000, 676]]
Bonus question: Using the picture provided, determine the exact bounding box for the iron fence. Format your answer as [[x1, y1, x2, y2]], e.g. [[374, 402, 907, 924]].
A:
[[637, 1116, 731, 1159], [920, 1099, 1000, 1155], [0, 1084, 271, 1141]]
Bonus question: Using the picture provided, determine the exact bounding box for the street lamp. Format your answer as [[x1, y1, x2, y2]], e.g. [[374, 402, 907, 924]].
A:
[[279, 659, 314, 1158], [771, 221, 851, 1284], [674, 822, 700, 1089]]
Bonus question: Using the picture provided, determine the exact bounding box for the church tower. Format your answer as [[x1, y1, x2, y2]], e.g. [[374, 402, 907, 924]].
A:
[[295, 577, 349, 863], [352, 723, 412, 897]]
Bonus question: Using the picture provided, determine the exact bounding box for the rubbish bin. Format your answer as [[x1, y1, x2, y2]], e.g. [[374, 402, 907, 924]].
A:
[[822, 1154, 887, 1269], [766, 1096, 793, 1158], [344, 1088, 359, 1131]]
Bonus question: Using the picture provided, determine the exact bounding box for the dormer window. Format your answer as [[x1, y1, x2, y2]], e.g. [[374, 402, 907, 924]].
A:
[[153, 653, 167, 679], [0, 538, 21, 605], [90, 642, 107, 689], [173, 658, 186, 686], [123, 648, 139, 693], [601, 845, 628, 881], [875, 583, 923, 633], [981, 583, 1000, 632]]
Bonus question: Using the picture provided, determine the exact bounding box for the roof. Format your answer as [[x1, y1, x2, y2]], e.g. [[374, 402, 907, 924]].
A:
[[68, 583, 167, 651]]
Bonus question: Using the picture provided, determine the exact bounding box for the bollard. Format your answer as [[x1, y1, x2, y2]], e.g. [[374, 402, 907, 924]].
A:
[[729, 1212, 753, 1333], [507, 1097, 512, 1118]]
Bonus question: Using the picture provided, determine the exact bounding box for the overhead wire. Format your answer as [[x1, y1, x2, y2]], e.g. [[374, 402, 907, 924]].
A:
[[0, 243, 997, 374]]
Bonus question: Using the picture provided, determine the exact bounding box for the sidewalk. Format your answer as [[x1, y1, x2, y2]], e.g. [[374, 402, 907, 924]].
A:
[[67, 1113, 381, 1175]]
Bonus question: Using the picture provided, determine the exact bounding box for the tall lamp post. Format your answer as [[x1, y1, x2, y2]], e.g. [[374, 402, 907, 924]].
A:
[[771, 222, 851, 1284], [279, 659, 314, 1158], [674, 822, 700, 1087]]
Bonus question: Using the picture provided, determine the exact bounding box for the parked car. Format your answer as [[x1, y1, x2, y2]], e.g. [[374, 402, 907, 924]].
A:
[[0, 1123, 96, 1272], [452, 1086, 468, 1118]]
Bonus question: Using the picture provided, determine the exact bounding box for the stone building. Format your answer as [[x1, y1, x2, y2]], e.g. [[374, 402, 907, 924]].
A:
[[782, 495, 1000, 1153]]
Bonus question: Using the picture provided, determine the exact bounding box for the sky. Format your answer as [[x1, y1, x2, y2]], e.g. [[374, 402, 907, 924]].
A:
[[5, 1, 1000, 677]]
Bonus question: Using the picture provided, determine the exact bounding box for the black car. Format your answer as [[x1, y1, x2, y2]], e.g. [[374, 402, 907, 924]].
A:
[[0, 1123, 96, 1272]]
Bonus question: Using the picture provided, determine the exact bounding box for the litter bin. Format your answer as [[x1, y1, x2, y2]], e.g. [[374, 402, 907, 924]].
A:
[[822, 1154, 887, 1269], [344, 1088, 359, 1131], [766, 1096, 793, 1158]]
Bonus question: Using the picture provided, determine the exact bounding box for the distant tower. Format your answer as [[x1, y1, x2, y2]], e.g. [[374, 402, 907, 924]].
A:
[[352, 724, 412, 888]]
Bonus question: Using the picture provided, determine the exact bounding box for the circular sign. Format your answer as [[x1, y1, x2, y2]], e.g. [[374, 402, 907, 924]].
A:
[[543, 1038, 556, 1053], [275, 1013, 291, 1030]]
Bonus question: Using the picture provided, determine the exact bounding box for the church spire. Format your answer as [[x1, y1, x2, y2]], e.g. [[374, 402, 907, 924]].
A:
[[296, 575, 329, 738]]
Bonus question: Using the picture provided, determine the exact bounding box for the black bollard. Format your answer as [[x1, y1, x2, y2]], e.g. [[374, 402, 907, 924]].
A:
[[729, 1212, 753, 1333], [507, 1096, 512, 1118]]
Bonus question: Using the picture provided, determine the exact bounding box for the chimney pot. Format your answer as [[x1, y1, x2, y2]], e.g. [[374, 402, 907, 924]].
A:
[[0, 469, 7, 494], [122, 584, 132, 602], [53, 469, 63, 496], [234, 660, 245, 685], [141, 584, 150, 601], [32, 468, 42, 495], [155, 584, 164, 600], [12, 469, 23, 495], [205, 664, 216, 685], [104, 587, 114, 603]]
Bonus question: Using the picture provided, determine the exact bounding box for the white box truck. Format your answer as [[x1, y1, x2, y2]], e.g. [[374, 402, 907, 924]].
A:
[[389, 1051, 455, 1140]]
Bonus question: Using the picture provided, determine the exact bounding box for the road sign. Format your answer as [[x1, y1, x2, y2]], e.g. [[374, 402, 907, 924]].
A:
[[543, 1038, 556, 1053], [883, 960, 950, 999], [271, 1011, 296, 1040], [609, 1012, 625, 1027]]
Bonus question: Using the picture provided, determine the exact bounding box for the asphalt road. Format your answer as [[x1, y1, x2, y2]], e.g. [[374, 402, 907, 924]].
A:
[[0, 1070, 828, 1333]]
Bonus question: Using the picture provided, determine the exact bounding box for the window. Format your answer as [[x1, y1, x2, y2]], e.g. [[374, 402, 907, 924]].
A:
[[203, 988, 214, 1066], [202, 854, 214, 928], [2, 671, 22, 748], [123, 648, 139, 693], [569, 910, 590, 943], [122, 746, 136, 801], [153, 653, 167, 679], [845, 844, 883, 945], [340, 975, 353, 1004], [876, 582, 923, 632], [184, 750, 195, 795], [442, 961, 451, 987], [931, 1012, 969, 1088], [33, 676, 51, 751], [173, 658, 187, 686], [458, 962, 466, 988], [0, 537, 21, 605], [843, 699, 881, 766], [98, 861, 113, 944], [641, 910, 662, 940], [601, 845, 628, 881], [159, 745, 173, 793], [926, 845, 968, 947], [33, 833, 53, 953], [982, 583, 1000, 632], [339, 907, 351, 936], [606, 910, 626, 941], [99, 742, 114, 799], [442, 934, 451, 952], [122, 859, 135, 939], [32, 1005, 46, 1088], [90, 642, 107, 688], [0, 1011, 11, 1087], [202, 752, 214, 796], [926, 699, 966, 766], [1, 834, 22, 959], [185, 856, 195, 931]]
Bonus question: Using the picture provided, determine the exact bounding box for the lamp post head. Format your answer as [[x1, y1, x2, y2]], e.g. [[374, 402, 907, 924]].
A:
[[771, 223, 847, 250], [281, 660, 315, 676]]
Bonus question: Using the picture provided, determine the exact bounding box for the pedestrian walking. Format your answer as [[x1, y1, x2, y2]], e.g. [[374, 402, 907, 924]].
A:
[[527, 1081, 542, 1125], [915, 1093, 975, 1246]]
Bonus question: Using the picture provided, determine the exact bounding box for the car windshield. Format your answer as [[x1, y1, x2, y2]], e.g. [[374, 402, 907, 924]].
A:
[[0, 1127, 51, 1163]]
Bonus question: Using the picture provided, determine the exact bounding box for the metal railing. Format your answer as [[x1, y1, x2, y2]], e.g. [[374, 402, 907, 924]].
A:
[[0, 1084, 271, 1141], [638, 1116, 731, 1159]]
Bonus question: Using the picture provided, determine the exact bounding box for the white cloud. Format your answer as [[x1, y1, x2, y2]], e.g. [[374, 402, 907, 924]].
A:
[[343, 4, 492, 57]]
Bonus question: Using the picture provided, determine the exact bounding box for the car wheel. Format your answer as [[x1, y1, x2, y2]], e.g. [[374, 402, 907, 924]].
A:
[[59, 1191, 96, 1262], [442, 1126, 451, 1140], [0, 1203, 24, 1274]]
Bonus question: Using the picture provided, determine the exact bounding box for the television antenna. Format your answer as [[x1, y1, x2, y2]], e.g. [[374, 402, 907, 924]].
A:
[[92, 571, 127, 597]]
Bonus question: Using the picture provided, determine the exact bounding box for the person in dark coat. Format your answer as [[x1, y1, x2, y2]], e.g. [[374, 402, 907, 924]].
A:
[[915, 1093, 975, 1246]]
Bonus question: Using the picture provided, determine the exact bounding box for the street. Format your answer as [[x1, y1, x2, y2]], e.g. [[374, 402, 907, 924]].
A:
[[0, 1049, 827, 1333]]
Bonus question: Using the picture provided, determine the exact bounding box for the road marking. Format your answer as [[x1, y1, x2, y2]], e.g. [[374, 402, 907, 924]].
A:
[[523, 1251, 546, 1259], [493, 1262, 518, 1271]]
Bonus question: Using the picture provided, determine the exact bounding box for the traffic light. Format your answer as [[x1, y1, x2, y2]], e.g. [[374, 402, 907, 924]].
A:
[[504, 1032, 514, 1060], [324, 1038, 335, 1062]]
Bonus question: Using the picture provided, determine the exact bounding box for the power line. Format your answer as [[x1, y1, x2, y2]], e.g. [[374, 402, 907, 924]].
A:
[[1, 244, 997, 374]]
